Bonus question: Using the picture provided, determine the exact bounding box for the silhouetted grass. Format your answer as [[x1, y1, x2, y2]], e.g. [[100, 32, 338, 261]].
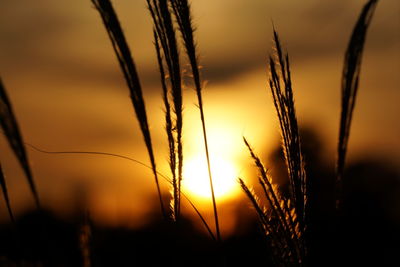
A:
[[269, 30, 308, 231], [154, 30, 178, 220], [147, 0, 184, 221], [79, 211, 92, 267], [241, 137, 304, 265], [171, 0, 221, 242], [0, 163, 15, 223], [239, 0, 379, 265], [148, 0, 221, 243], [240, 29, 307, 265], [91, 0, 166, 217], [0, 78, 40, 208], [270, 29, 308, 264], [336, 0, 378, 209]]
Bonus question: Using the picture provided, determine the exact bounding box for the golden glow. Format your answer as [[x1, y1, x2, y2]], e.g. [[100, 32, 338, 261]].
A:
[[183, 156, 239, 200], [179, 88, 271, 204]]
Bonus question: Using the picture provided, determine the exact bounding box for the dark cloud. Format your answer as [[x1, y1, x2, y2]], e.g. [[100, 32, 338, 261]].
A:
[[193, 0, 400, 84], [1, 0, 398, 89]]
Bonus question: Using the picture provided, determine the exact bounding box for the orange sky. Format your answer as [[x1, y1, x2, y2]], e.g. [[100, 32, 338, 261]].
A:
[[0, 0, 399, 234]]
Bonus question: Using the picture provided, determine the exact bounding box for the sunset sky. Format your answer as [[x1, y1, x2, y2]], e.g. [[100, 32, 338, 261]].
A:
[[0, 0, 399, 235]]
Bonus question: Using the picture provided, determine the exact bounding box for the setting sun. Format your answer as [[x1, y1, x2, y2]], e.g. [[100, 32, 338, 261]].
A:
[[182, 156, 239, 200]]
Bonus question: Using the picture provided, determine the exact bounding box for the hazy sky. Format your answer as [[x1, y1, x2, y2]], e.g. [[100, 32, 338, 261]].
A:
[[0, 0, 399, 232]]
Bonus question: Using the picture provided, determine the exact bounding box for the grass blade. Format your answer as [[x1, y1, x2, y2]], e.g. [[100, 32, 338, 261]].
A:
[[91, 0, 165, 217], [0, 78, 40, 207], [0, 163, 15, 223], [336, 0, 378, 208]]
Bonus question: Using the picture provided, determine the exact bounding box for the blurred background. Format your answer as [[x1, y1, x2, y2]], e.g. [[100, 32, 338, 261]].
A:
[[0, 0, 399, 254]]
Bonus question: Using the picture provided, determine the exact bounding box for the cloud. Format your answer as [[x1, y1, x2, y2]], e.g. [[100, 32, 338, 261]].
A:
[[1, 0, 398, 89]]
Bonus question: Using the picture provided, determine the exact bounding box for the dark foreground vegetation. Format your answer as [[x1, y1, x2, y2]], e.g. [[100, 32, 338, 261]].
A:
[[1, 137, 399, 266]]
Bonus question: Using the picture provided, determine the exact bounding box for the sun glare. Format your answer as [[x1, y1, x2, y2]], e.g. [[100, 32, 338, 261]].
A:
[[182, 156, 239, 201]]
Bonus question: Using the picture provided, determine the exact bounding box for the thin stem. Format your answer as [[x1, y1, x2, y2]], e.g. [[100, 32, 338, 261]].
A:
[[171, 0, 221, 242], [91, 0, 165, 217], [26, 143, 216, 240]]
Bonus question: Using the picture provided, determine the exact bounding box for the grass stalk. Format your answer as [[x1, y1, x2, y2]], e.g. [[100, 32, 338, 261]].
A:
[[147, 0, 184, 220], [171, 0, 221, 242], [239, 30, 309, 265], [269, 31, 307, 228], [243, 138, 303, 264], [336, 0, 378, 209], [91, 0, 166, 217], [0, 78, 40, 207], [79, 210, 92, 267], [154, 30, 179, 220], [239, 178, 294, 265], [0, 163, 15, 223], [238, 179, 273, 238]]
